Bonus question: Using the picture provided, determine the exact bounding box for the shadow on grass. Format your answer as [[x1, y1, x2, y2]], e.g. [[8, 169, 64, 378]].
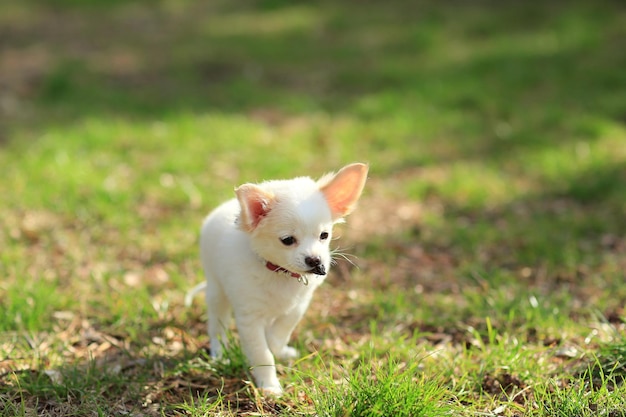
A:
[[2, 0, 624, 152], [344, 153, 625, 339], [362, 158, 626, 304]]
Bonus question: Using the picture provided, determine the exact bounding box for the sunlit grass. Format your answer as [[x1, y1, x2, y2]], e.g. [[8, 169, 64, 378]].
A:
[[308, 353, 451, 417]]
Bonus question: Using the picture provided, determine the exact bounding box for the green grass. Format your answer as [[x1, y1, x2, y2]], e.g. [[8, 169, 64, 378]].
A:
[[1, 0, 626, 415], [308, 353, 451, 417]]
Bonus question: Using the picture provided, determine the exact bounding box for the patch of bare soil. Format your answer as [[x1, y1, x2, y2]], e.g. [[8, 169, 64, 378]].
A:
[[482, 372, 530, 406]]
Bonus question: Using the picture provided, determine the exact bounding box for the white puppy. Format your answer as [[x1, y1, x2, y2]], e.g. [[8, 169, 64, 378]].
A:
[[196, 163, 368, 395]]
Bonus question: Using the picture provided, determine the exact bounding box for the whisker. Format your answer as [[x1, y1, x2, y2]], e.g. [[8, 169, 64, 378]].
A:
[[330, 247, 359, 268]]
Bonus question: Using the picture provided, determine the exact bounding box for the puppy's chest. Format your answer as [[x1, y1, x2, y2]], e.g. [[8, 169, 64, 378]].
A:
[[255, 278, 318, 315]]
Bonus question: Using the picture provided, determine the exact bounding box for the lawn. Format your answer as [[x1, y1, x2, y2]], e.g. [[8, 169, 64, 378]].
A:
[[1, 0, 625, 415]]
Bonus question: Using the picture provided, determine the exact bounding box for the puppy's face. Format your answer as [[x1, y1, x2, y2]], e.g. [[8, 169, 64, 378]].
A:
[[235, 163, 368, 277], [251, 190, 334, 276]]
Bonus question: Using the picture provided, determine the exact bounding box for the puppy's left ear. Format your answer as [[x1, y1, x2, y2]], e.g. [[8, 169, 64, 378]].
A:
[[318, 163, 368, 220], [235, 184, 275, 232]]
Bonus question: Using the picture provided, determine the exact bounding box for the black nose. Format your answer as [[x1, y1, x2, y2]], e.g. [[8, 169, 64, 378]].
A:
[[305, 256, 326, 275], [305, 256, 321, 267]]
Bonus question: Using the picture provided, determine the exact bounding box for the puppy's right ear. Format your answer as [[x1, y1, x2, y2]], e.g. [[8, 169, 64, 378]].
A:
[[235, 184, 275, 232]]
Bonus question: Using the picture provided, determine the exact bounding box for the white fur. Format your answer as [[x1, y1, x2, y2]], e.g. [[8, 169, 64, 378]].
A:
[[195, 163, 368, 395]]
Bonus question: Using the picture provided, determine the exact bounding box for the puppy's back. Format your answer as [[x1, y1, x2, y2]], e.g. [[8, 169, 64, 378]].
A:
[[199, 199, 246, 277]]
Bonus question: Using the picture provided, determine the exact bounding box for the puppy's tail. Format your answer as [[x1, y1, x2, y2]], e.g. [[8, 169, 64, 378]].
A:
[[184, 281, 207, 307]]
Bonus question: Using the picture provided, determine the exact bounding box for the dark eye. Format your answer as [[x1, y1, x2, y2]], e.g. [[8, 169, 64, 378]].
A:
[[320, 232, 329, 241], [280, 236, 296, 246]]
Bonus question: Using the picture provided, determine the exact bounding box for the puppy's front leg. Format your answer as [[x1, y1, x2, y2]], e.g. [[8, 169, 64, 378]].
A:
[[236, 315, 282, 395], [267, 308, 306, 360]]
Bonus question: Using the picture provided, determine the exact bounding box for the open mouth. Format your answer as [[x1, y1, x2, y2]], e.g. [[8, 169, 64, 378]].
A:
[[309, 264, 326, 276]]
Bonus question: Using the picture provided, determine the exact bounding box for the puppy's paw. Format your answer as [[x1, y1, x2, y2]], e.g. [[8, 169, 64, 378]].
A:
[[259, 384, 283, 397], [277, 346, 299, 360], [209, 345, 223, 359], [213, 357, 231, 366]]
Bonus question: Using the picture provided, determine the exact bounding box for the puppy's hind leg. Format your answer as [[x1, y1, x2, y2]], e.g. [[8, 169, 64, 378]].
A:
[[205, 280, 231, 359]]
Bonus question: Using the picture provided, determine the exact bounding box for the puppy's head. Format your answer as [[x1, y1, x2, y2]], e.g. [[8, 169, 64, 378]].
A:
[[235, 163, 368, 277]]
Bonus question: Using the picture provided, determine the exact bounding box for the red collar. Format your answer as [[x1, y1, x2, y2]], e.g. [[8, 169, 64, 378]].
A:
[[265, 261, 302, 279]]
